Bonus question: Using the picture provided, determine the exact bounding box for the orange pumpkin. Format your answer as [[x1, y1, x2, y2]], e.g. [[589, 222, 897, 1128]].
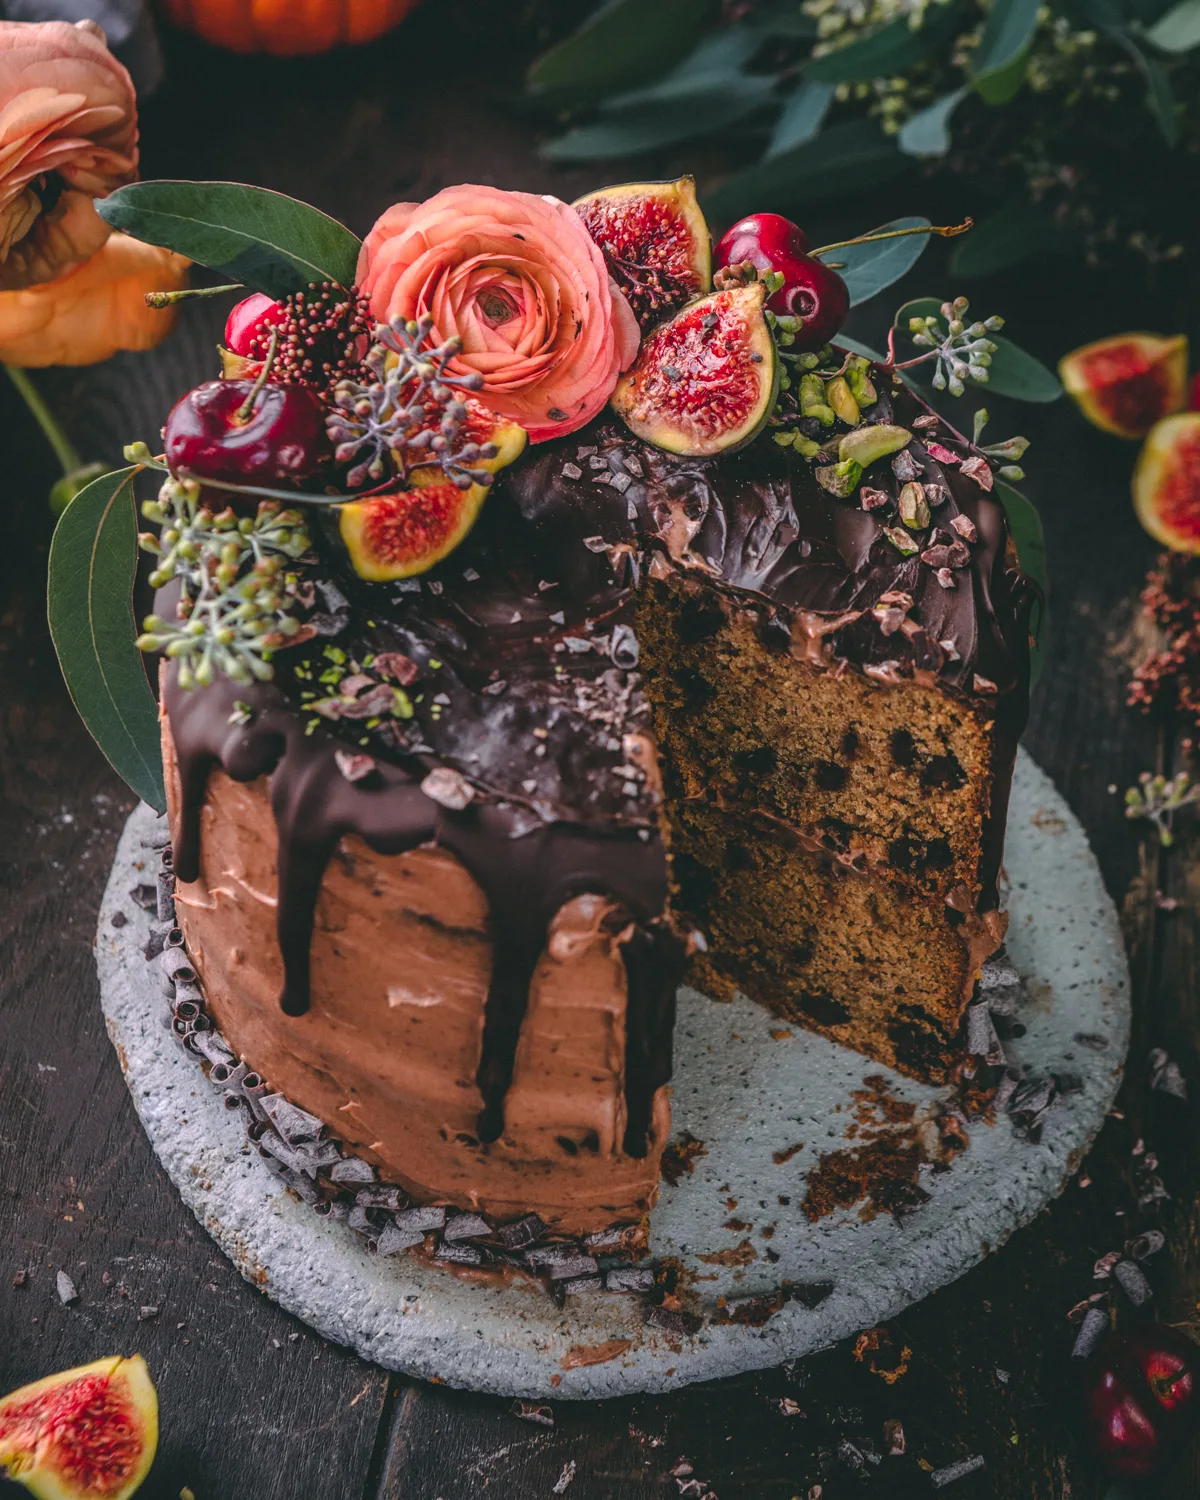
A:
[[159, 0, 420, 55]]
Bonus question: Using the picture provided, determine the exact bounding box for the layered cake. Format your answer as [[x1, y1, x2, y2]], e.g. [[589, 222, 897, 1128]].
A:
[[133, 178, 1034, 1239]]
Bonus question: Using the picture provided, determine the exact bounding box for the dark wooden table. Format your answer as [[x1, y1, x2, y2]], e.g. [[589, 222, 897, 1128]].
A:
[[3, 11, 1199, 1497]]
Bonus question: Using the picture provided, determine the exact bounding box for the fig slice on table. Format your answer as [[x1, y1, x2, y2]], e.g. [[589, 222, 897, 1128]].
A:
[[572, 176, 712, 330], [610, 282, 779, 458], [1133, 412, 1200, 554], [1060, 333, 1187, 440], [0, 1355, 158, 1500]]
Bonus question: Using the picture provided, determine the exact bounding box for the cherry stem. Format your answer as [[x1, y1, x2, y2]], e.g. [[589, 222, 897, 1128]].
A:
[[145, 282, 243, 309], [5, 364, 82, 476], [810, 219, 974, 258], [235, 329, 278, 422]]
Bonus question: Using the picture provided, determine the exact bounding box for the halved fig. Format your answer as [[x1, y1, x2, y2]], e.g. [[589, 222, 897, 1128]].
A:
[[572, 176, 711, 330], [340, 473, 490, 581], [339, 404, 525, 581], [1060, 333, 1187, 440], [0, 1355, 158, 1500], [610, 283, 779, 457], [1133, 413, 1200, 554]]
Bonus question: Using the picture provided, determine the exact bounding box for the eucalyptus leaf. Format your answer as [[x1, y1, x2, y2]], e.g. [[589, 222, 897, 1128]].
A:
[[973, 40, 1032, 101], [526, 0, 719, 107], [898, 87, 968, 155], [541, 75, 774, 160], [833, 334, 888, 363], [48, 466, 165, 812], [996, 480, 1049, 685], [808, 1, 962, 82], [749, 0, 819, 35], [1145, 0, 1200, 48], [1113, 30, 1180, 141], [96, 181, 361, 299], [894, 297, 1063, 401], [949, 198, 1064, 277], [610, 24, 765, 102], [972, 0, 1042, 84], [835, 217, 935, 306], [704, 119, 905, 220], [767, 78, 836, 156]]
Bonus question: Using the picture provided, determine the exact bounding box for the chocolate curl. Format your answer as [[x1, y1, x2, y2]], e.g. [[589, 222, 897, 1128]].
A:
[[442, 1212, 492, 1243], [213, 1061, 270, 1122], [354, 1186, 406, 1212], [1071, 1306, 1110, 1358], [1149, 1047, 1188, 1100], [965, 1002, 1001, 1060], [392, 1205, 446, 1233], [329, 1157, 376, 1184], [159, 946, 195, 984], [314, 1199, 350, 1222], [261, 1093, 324, 1146], [257, 1125, 341, 1179], [498, 1213, 545, 1251], [373, 1221, 425, 1255], [546, 1255, 600, 1282], [433, 1242, 488, 1267], [558, 1275, 603, 1296], [511, 1400, 554, 1428], [1112, 1259, 1153, 1306], [144, 921, 180, 960], [1126, 1229, 1165, 1261], [931, 1456, 985, 1488], [156, 849, 176, 923], [605, 1266, 655, 1293], [191, 1030, 235, 1068]]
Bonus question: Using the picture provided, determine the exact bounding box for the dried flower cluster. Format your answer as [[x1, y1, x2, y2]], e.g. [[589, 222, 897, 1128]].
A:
[[245, 282, 372, 395], [326, 315, 499, 490], [136, 478, 311, 688], [1128, 554, 1200, 746]]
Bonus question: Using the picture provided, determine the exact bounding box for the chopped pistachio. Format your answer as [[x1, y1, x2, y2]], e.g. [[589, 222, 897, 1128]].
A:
[[839, 424, 913, 468], [825, 376, 861, 427], [898, 482, 931, 530], [799, 374, 836, 427]]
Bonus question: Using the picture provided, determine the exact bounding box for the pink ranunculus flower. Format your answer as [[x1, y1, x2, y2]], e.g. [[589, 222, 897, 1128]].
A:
[[357, 184, 640, 443], [0, 19, 138, 292]]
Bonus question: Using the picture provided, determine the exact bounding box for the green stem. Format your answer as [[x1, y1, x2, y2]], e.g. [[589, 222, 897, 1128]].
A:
[[145, 282, 243, 309], [236, 328, 278, 421], [5, 364, 81, 476], [811, 218, 974, 258]]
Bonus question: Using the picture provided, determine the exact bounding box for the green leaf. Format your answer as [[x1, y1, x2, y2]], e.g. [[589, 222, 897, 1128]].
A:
[[972, 0, 1041, 86], [996, 480, 1049, 686], [894, 298, 1063, 402], [898, 87, 968, 156], [807, 1, 963, 82], [948, 198, 1065, 277], [48, 466, 165, 812], [973, 40, 1032, 101], [767, 79, 836, 157], [1145, 0, 1200, 47], [836, 217, 935, 306], [704, 119, 906, 221], [96, 181, 361, 299], [526, 0, 720, 108], [1112, 30, 1180, 141], [541, 75, 773, 160]]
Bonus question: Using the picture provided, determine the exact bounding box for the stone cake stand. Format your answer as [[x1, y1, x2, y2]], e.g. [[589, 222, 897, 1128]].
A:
[[96, 749, 1129, 1399]]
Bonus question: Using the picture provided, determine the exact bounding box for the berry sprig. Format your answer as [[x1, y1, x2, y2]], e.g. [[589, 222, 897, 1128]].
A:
[[136, 478, 311, 689], [326, 316, 500, 491], [244, 283, 372, 396]]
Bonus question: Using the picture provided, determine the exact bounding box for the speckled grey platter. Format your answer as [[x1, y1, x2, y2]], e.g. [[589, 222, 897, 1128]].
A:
[[96, 748, 1129, 1398]]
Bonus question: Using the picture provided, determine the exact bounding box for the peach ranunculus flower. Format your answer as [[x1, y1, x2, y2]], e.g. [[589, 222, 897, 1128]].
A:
[[357, 184, 640, 443], [0, 231, 188, 366], [0, 19, 138, 291]]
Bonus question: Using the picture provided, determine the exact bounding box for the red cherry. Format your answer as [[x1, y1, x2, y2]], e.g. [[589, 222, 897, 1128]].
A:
[[225, 294, 286, 357], [1082, 1326, 1199, 1478], [717, 212, 810, 266], [714, 212, 849, 352], [164, 379, 329, 497]]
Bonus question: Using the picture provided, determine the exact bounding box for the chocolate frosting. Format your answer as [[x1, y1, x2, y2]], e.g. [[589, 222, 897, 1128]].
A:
[[162, 373, 1033, 1142]]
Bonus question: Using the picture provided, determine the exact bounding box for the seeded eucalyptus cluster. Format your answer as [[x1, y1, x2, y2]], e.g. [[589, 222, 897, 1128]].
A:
[[135, 477, 311, 689]]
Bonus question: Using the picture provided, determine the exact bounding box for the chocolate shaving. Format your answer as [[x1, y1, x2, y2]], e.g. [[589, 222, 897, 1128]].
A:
[[1071, 1306, 1109, 1358], [1112, 1259, 1153, 1305], [56, 1270, 78, 1305], [931, 1456, 985, 1487]]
